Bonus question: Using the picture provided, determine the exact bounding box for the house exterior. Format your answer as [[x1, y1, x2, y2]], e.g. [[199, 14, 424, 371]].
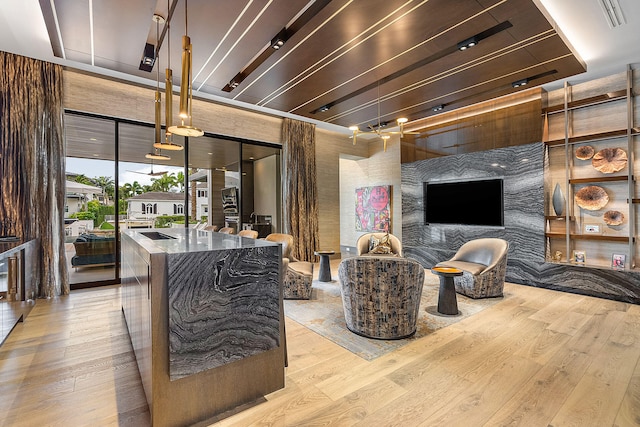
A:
[[127, 192, 187, 219]]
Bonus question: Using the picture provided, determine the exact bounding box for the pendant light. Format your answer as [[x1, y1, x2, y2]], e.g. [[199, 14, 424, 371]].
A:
[[147, 14, 171, 161], [154, 0, 184, 151], [168, 0, 203, 137], [146, 148, 171, 160]]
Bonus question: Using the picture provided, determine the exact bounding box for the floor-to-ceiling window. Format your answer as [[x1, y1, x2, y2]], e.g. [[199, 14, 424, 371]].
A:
[[64, 111, 281, 288], [65, 114, 117, 287]]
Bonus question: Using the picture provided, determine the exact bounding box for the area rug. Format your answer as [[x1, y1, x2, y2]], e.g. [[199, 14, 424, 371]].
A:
[[284, 272, 501, 360]]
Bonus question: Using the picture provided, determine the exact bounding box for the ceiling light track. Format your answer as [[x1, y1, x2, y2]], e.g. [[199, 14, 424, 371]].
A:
[[326, 29, 557, 124], [310, 21, 513, 116], [222, 0, 332, 93], [286, 0, 513, 114]]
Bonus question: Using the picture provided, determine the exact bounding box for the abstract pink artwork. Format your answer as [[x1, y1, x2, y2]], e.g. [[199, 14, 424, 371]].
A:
[[355, 185, 391, 232]]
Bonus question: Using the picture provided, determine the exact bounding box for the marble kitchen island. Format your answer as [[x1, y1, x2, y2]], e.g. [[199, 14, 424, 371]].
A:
[[121, 228, 284, 427]]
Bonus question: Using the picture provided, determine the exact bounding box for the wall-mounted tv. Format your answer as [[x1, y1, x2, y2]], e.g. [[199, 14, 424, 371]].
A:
[[424, 178, 504, 226]]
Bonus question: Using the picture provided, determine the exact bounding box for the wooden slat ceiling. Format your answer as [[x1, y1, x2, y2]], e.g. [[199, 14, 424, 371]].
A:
[[41, 0, 585, 130]]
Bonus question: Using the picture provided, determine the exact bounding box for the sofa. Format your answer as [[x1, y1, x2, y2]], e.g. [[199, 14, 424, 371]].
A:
[[71, 233, 116, 268]]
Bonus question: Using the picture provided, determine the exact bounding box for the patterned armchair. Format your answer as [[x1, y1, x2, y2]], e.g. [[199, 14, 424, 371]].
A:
[[435, 238, 509, 299], [264, 233, 314, 299], [338, 256, 424, 339]]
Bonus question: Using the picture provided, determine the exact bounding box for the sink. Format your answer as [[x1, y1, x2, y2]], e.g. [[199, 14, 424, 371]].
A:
[[140, 231, 176, 240]]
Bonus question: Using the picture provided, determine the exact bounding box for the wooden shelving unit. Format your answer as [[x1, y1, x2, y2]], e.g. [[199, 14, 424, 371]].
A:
[[543, 89, 627, 114], [544, 65, 637, 268], [568, 176, 629, 184], [545, 232, 631, 243]]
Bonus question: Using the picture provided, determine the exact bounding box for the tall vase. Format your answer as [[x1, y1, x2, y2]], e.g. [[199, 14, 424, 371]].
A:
[[552, 183, 565, 216]]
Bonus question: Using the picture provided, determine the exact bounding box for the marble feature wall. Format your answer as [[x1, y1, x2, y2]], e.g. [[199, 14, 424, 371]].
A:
[[167, 246, 280, 380], [402, 142, 640, 304], [402, 142, 545, 266]]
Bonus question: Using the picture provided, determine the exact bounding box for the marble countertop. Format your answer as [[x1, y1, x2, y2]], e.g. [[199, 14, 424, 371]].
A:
[[122, 228, 277, 254]]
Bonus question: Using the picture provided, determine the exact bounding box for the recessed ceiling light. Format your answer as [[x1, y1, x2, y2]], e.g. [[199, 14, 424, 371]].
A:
[[208, 152, 213, 155], [90, 138, 97, 141]]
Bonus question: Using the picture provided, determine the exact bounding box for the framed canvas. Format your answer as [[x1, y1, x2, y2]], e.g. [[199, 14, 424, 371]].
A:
[[355, 185, 391, 232], [572, 250, 586, 264], [612, 253, 626, 269]]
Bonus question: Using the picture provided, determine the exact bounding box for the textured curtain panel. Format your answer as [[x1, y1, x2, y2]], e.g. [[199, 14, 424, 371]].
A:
[[282, 118, 319, 262], [0, 52, 68, 297]]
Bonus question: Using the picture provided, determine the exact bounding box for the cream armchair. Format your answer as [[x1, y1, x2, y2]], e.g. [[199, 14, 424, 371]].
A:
[[435, 238, 509, 299], [356, 232, 403, 256], [265, 233, 314, 299]]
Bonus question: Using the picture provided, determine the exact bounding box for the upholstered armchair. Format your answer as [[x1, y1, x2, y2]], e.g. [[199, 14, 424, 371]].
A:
[[356, 232, 403, 256], [338, 256, 424, 339], [237, 229, 259, 238], [264, 233, 314, 299], [436, 238, 509, 299]]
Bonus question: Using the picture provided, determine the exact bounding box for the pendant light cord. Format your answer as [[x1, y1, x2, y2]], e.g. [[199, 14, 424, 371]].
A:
[[156, 18, 160, 92]]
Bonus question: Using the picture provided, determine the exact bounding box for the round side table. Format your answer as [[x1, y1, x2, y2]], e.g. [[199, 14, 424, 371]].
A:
[[431, 266, 464, 315], [314, 250, 335, 282]]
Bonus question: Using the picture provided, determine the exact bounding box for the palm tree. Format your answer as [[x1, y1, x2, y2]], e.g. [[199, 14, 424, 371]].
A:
[[176, 171, 185, 192], [94, 176, 114, 205], [70, 174, 94, 185], [151, 173, 178, 192]]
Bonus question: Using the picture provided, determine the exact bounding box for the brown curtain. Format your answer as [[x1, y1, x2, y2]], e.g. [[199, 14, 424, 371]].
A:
[[0, 52, 68, 297], [281, 118, 319, 262]]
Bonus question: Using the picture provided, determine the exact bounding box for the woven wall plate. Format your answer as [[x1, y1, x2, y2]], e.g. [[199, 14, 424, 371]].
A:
[[592, 147, 627, 173], [575, 145, 594, 160], [574, 185, 609, 210], [603, 210, 624, 226]]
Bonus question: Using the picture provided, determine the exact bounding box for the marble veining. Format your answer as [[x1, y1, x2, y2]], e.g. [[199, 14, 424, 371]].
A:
[[401, 142, 640, 303], [167, 245, 280, 381]]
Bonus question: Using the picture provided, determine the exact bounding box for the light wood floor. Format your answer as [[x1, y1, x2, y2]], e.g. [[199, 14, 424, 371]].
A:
[[1, 279, 639, 426]]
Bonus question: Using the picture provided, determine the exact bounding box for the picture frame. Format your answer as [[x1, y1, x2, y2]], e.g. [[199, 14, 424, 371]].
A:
[[583, 223, 601, 234], [572, 250, 586, 264], [612, 253, 626, 270]]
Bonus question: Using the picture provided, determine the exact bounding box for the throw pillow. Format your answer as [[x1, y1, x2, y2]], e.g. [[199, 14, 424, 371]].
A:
[[369, 234, 392, 254]]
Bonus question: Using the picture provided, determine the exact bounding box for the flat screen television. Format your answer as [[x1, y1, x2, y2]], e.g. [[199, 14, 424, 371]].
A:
[[424, 178, 504, 226]]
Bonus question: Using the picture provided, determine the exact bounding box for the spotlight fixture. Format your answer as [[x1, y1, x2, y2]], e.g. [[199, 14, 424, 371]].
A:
[[512, 78, 529, 88], [270, 28, 288, 50], [168, 0, 204, 137], [432, 104, 444, 112], [146, 148, 171, 160], [318, 105, 330, 113], [457, 36, 478, 51], [139, 43, 156, 72]]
